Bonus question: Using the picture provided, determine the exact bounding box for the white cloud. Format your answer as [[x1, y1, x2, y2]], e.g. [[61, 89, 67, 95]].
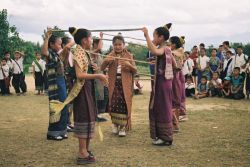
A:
[[1, 0, 250, 50]]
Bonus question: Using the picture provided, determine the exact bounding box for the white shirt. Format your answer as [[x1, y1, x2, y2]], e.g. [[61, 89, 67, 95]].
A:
[[211, 78, 222, 87], [13, 57, 24, 74], [117, 65, 121, 74], [185, 82, 195, 89], [223, 57, 233, 76], [232, 53, 248, 73], [0, 65, 9, 80], [32, 59, 46, 72], [198, 55, 210, 70], [182, 58, 194, 76], [6, 59, 14, 70]]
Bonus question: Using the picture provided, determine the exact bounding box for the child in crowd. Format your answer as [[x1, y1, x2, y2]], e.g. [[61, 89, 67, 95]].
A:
[[221, 50, 233, 80], [209, 72, 222, 97], [185, 76, 195, 97], [209, 49, 221, 75], [197, 48, 210, 84], [194, 76, 209, 99], [222, 76, 231, 98], [12, 51, 27, 95], [231, 67, 245, 100], [32, 52, 46, 95], [182, 51, 194, 80], [0, 58, 10, 96]]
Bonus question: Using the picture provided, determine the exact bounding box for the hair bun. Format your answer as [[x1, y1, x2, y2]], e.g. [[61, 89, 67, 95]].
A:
[[69, 27, 78, 37], [180, 36, 185, 45], [166, 23, 172, 29]]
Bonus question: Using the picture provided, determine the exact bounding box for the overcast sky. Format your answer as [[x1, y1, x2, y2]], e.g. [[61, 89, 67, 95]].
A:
[[1, 0, 250, 50]]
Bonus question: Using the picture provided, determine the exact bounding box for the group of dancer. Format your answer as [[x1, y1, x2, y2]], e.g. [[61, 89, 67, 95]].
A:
[[41, 23, 186, 165]]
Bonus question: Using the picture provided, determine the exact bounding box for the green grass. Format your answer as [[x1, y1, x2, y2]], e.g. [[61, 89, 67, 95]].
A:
[[0, 91, 249, 167]]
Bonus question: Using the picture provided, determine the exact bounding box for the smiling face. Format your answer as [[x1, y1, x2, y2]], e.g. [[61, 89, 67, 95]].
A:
[[113, 39, 125, 53]]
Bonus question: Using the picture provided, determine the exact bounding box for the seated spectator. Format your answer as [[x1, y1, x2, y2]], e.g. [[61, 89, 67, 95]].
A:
[[231, 67, 245, 100], [185, 76, 195, 97], [209, 72, 222, 97], [222, 76, 231, 98], [194, 76, 209, 99]]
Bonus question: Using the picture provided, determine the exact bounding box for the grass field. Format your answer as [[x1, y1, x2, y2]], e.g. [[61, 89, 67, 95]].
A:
[[0, 76, 250, 167]]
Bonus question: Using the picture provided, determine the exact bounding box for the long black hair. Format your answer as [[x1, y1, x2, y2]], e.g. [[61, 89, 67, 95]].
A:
[[154, 23, 172, 41], [170, 36, 182, 49], [69, 27, 91, 45]]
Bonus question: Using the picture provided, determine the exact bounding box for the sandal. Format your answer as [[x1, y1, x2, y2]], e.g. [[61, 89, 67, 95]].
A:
[[77, 155, 96, 165]]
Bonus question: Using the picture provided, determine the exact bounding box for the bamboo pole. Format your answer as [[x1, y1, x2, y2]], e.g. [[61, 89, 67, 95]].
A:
[[52, 28, 142, 33], [103, 33, 146, 42]]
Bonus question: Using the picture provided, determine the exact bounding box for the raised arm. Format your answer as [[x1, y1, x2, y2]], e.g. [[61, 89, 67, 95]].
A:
[[141, 27, 165, 56], [59, 39, 75, 61], [41, 28, 52, 57]]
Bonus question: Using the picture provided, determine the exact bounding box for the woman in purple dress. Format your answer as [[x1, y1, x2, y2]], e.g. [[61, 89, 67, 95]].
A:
[[142, 23, 176, 146], [169, 36, 185, 132]]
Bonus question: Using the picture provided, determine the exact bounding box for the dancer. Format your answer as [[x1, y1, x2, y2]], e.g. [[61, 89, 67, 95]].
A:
[[101, 34, 137, 137], [142, 23, 175, 145]]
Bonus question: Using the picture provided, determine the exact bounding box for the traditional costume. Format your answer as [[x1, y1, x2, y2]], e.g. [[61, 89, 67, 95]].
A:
[[101, 49, 137, 134], [149, 47, 173, 143]]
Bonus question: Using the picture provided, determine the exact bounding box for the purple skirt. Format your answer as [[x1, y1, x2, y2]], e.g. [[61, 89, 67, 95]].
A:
[[149, 75, 173, 141]]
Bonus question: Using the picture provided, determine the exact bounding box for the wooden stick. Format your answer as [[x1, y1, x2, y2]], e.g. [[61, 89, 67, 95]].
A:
[[85, 50, 151, 65], [103, 33, 146, 42], [52, 28, 142, 32], [102, 38, 146, 47]]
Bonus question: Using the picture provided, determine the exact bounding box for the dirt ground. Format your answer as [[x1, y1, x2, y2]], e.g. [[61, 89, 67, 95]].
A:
[[0, 75, 250, 167]]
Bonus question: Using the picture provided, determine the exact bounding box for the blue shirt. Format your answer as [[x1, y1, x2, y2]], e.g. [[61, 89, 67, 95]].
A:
[[231, 75, 244, 86]]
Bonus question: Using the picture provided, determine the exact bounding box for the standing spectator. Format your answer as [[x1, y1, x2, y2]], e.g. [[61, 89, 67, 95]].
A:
[[223, 41, 236, 55], [221, 50, 233, 80], [197, 48, 210, 84], [232, 46, 248, 79], [189, 46, 199, 85], [12, 51, 27, 96], [182, 51, 194, 80], [217, 45, 225, 62], [209, 49, 221, 76], [32, 52, 46, 95], [0, 58, 10, 96]]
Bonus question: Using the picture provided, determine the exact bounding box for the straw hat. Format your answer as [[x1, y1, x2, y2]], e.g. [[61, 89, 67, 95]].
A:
[[15, 51, 24, 56]]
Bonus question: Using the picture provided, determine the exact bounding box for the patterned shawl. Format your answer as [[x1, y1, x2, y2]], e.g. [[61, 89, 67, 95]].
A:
[[49, 45, 89, 123]]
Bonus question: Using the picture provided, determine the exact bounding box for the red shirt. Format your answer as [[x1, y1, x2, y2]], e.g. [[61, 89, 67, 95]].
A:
[[189, 52, 198, 67]]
